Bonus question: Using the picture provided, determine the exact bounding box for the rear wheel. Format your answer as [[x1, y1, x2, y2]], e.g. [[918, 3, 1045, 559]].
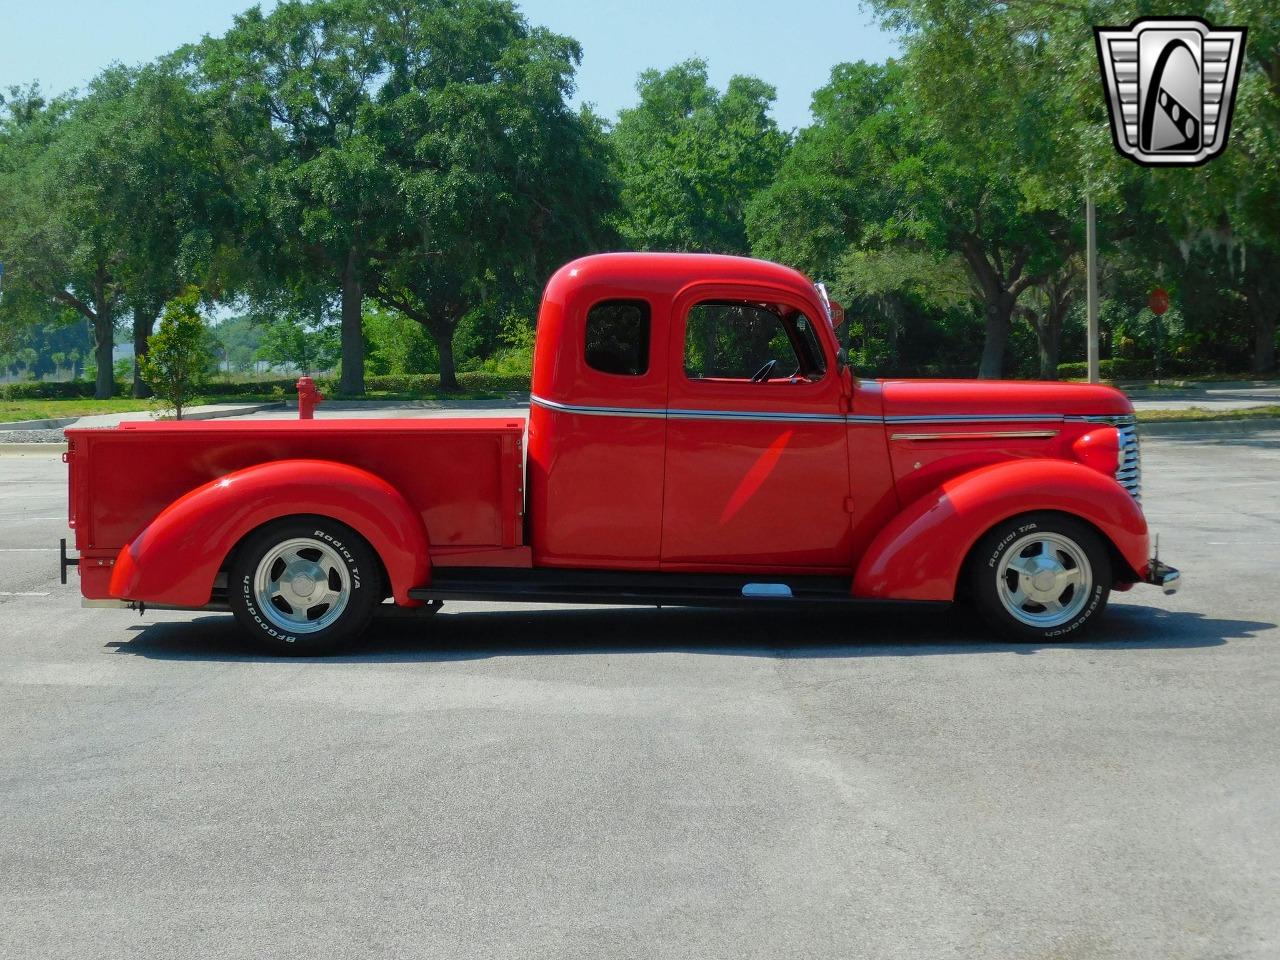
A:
[[229, 517, 380, 655], [969, 513, 1111, 642]]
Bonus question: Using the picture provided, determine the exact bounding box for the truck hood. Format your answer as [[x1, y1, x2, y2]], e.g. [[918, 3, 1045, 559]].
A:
[[878, 378, 1134, 420]]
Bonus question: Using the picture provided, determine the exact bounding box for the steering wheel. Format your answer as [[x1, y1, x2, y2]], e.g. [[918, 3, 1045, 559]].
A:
[[750, 359, 778, 383]]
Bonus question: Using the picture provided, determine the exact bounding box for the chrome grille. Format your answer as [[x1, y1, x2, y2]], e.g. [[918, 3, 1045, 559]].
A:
[[1116, 423, 1141, 502]]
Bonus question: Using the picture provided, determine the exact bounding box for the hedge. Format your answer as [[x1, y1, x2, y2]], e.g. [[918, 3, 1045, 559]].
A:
[[0, 380, 124, 400], [1056, 358, 1201, 380], [1, 372, 533, 401]]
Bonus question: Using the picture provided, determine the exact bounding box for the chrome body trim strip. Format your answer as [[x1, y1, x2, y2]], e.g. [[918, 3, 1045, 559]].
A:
[[530, 395, 1135, 430], [531, 394, 877, 425], [890, 430, 1060, 441], [530, 395, 666, 419], [885, 413, 1064, 424], [1066, 413, 1138, 426], [667, 408, 846, 424]]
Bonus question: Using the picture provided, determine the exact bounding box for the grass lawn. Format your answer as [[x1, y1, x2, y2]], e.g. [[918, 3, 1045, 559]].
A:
[[1137, 405, 1280, 423], [0, 398, 159, 422]]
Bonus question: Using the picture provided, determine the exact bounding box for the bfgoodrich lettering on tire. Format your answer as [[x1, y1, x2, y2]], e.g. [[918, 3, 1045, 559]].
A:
[[229, 516, 380, 656], [969, 512, 1112, 642]]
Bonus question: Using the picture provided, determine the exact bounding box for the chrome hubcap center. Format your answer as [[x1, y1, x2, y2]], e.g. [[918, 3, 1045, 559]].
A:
[[1029, 564, 1062, 597]]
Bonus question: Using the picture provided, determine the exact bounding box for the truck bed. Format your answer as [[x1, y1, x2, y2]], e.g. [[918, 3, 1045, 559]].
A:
[[65, 418, 529, 599]]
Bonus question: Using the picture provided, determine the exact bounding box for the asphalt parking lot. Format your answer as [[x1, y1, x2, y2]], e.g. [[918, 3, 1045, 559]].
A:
[[1, 429, 1277, 959]]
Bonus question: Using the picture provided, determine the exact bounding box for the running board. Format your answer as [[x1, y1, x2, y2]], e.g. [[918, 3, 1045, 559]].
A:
[[409, 569, 947, 612]]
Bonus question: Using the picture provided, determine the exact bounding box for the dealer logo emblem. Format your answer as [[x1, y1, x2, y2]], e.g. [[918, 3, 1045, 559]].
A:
[[1094, 17, 1247, 167]]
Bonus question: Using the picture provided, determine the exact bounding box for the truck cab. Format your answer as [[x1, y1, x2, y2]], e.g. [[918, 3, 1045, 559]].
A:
[[63, 252, 1180, 654], [528, 253, 876, 572]]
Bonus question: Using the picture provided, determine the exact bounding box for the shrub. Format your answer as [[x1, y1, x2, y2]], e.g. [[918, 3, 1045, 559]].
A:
[[140, 287, 214, 419], [0, 380, 123, 400]]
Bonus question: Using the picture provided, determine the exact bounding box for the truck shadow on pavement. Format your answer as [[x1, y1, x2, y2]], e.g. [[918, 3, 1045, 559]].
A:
[[107, 603, 1273, 663]]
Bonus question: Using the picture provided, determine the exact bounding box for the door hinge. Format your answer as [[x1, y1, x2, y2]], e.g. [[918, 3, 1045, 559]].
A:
[[843, 497, 856, 513]]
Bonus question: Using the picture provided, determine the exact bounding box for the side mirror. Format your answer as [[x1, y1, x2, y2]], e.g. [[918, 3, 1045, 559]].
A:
[[836, 346, 849, 369]]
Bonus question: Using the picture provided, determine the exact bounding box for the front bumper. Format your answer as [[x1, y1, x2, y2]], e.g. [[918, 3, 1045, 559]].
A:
[[1145, 559, 1181, 595]]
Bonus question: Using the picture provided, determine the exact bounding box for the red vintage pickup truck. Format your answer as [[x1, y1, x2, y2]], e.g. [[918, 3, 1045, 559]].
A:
[[62, 253, 1179, 653]]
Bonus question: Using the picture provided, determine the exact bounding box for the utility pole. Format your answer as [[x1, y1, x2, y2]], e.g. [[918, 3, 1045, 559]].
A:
[[1086, 197, 1100, 383]]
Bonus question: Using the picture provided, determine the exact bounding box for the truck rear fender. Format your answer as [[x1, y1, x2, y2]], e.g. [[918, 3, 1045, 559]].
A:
[[108, 459, 430, 608], [852, 459, 1149, 602]]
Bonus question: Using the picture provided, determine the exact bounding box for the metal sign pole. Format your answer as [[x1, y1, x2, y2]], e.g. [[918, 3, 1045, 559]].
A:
[[1086, 198, 1100, 383]]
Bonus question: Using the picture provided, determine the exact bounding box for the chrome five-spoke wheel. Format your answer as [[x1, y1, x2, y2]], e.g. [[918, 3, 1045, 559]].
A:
[[230, 517, 380, 655], [995, 532, 1092, 628], [970, 513, 1111, 641], [254, 537, 351, 634]]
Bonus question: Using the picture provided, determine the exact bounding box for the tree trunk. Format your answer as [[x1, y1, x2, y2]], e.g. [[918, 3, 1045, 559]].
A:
[[340, 247, 365, 395], [1035, 318, 1061, 379], [92, 306, 114, 400], [132, 306, 157, 398], [977, 293, 1014, 379], [436, 333, 458, 391], [1254, 308, 1277, 374]]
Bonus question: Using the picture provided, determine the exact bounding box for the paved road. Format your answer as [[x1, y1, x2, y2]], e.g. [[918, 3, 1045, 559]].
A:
[[0, 432, 1277, 959], [1127, 381, 1280, 412]]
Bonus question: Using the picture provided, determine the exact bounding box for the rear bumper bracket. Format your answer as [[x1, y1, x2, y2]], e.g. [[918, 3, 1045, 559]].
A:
[[59, 538, 79, 585]]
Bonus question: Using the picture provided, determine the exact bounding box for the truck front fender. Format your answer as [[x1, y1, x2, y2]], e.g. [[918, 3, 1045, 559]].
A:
[[109, 459, 430, 608], [852, 459, 1149, 602]]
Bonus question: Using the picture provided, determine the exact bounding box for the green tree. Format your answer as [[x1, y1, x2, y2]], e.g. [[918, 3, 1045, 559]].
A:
[[115, 61, 241, 397], [612, 59, 788, 254], [140, 287, 214, 419], [0, 84, 124, 398], [210, 315, 266, 375], [255, 314, 341, 375], [0, 65, 229, 399], [364, 303, 437, 377], [196, 0, 393, 396], [366, 0, 617, 389]]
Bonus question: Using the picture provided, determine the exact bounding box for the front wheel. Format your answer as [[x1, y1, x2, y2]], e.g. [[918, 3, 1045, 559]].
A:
[[229, 516, 380, 655], [968, 513, 1111, 642]]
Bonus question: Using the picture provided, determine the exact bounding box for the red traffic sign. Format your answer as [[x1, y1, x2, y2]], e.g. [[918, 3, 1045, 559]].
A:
[[1148, 288, 1170, 316]]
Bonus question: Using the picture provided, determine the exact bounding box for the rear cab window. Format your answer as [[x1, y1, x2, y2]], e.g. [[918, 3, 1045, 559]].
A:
[[585, 300, 650, 376]]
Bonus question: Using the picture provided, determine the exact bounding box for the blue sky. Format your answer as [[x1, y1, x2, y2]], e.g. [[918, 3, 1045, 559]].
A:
[[0, 0, 899, 131]]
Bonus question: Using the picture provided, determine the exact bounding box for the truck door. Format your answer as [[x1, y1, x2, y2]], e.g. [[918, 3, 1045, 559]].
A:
[[660, 285, 853, 570]]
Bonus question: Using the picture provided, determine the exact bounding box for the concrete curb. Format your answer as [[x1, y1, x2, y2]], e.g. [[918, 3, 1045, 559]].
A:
[[1139, 417, 1280, 437], [156, 402, 286, 423], [0, 416, 79, 431], [0, 402, 285, 432]]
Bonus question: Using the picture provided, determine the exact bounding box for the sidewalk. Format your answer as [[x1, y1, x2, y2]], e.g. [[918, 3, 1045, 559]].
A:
[[236, 397, 530, 420], [1123, 380, 1280, 412], [0, 402, 283, 433]]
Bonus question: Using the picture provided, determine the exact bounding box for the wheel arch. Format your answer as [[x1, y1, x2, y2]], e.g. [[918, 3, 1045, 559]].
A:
[[109, 459, 430, 608], [852, 458, 1149, 602]]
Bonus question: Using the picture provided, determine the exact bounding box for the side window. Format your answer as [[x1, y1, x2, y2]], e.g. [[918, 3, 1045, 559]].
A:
[[585, 299, 650, 376], [684, 301, 827, 383]]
